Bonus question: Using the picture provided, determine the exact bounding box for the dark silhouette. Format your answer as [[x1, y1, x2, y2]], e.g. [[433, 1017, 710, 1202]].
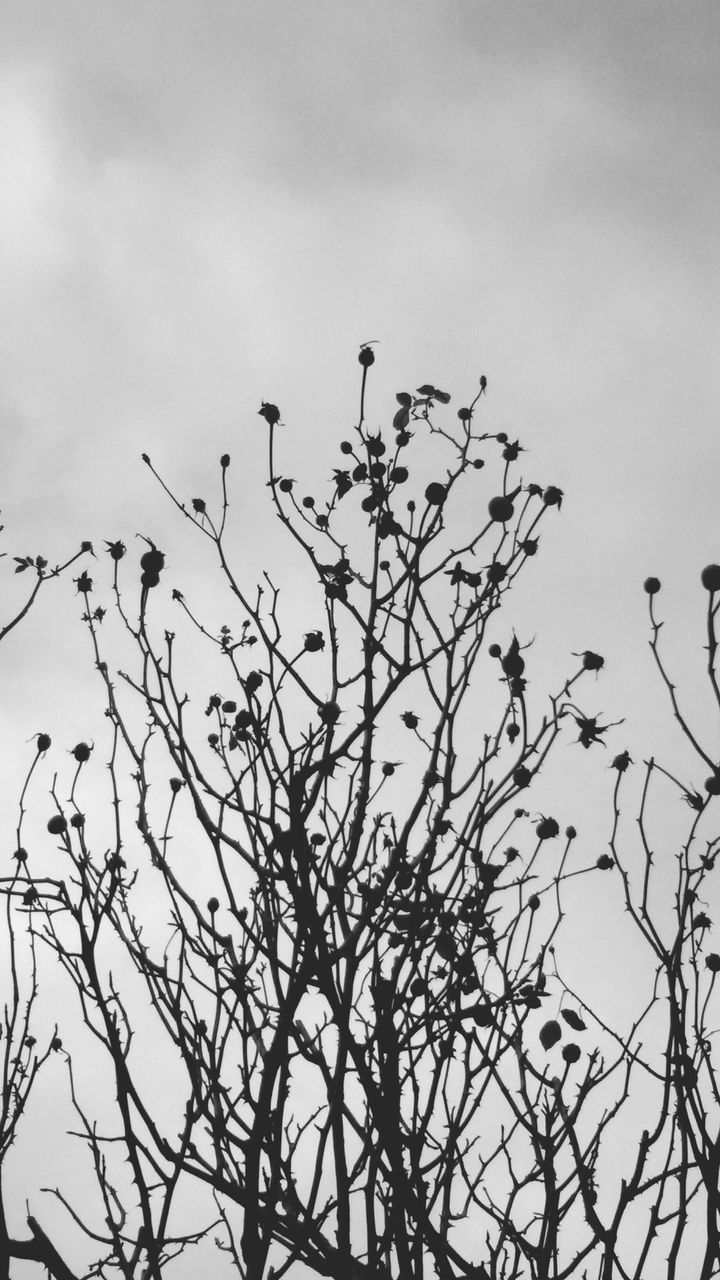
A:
[[2, 350, 720, 1279]]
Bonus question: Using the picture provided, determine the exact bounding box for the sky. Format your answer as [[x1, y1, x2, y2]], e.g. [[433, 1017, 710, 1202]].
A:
[[3, 0, 720, 863], [2, 1, 720, 1274], [2, 1, 720, 696]]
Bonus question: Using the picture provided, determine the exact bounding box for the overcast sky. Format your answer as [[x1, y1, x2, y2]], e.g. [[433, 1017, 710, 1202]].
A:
[[1, 0, 718, 927], [3, 1, 720, 673], [0, 0, 717, 1000], [3, 0, 720, 929], [2, 4, 720, 1274]]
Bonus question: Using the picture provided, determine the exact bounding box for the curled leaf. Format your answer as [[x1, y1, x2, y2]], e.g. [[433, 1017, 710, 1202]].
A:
[[560, 1009, 586, 1032], [539, 1020, 562, 1051]]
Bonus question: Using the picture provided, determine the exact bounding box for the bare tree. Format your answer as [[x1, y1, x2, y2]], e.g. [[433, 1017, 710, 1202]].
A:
[[0, 526, 92, 1280], [2, 350, 720, 1279]]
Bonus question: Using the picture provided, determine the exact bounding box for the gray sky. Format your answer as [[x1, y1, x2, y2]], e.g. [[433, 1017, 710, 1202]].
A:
[[3, 2, 719, 612], [2, 4, 720, 1273], [3, 0, 719, 766]]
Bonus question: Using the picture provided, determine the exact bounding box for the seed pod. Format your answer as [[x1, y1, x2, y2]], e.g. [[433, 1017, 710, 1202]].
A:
[[47, 815, 68, 836]]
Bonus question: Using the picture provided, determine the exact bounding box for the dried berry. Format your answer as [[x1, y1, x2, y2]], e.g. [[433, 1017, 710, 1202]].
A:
[[582, 651, 604, 671], [536, 817, 559, 840], [701, 564, 720, 592], [488, 495, 514, 523], [140, 549, 165, 574], [258, 402, 281, 426], [543, 486, 563, 508], [318, 701, 341, 725], [425, 482, 447, 505]]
